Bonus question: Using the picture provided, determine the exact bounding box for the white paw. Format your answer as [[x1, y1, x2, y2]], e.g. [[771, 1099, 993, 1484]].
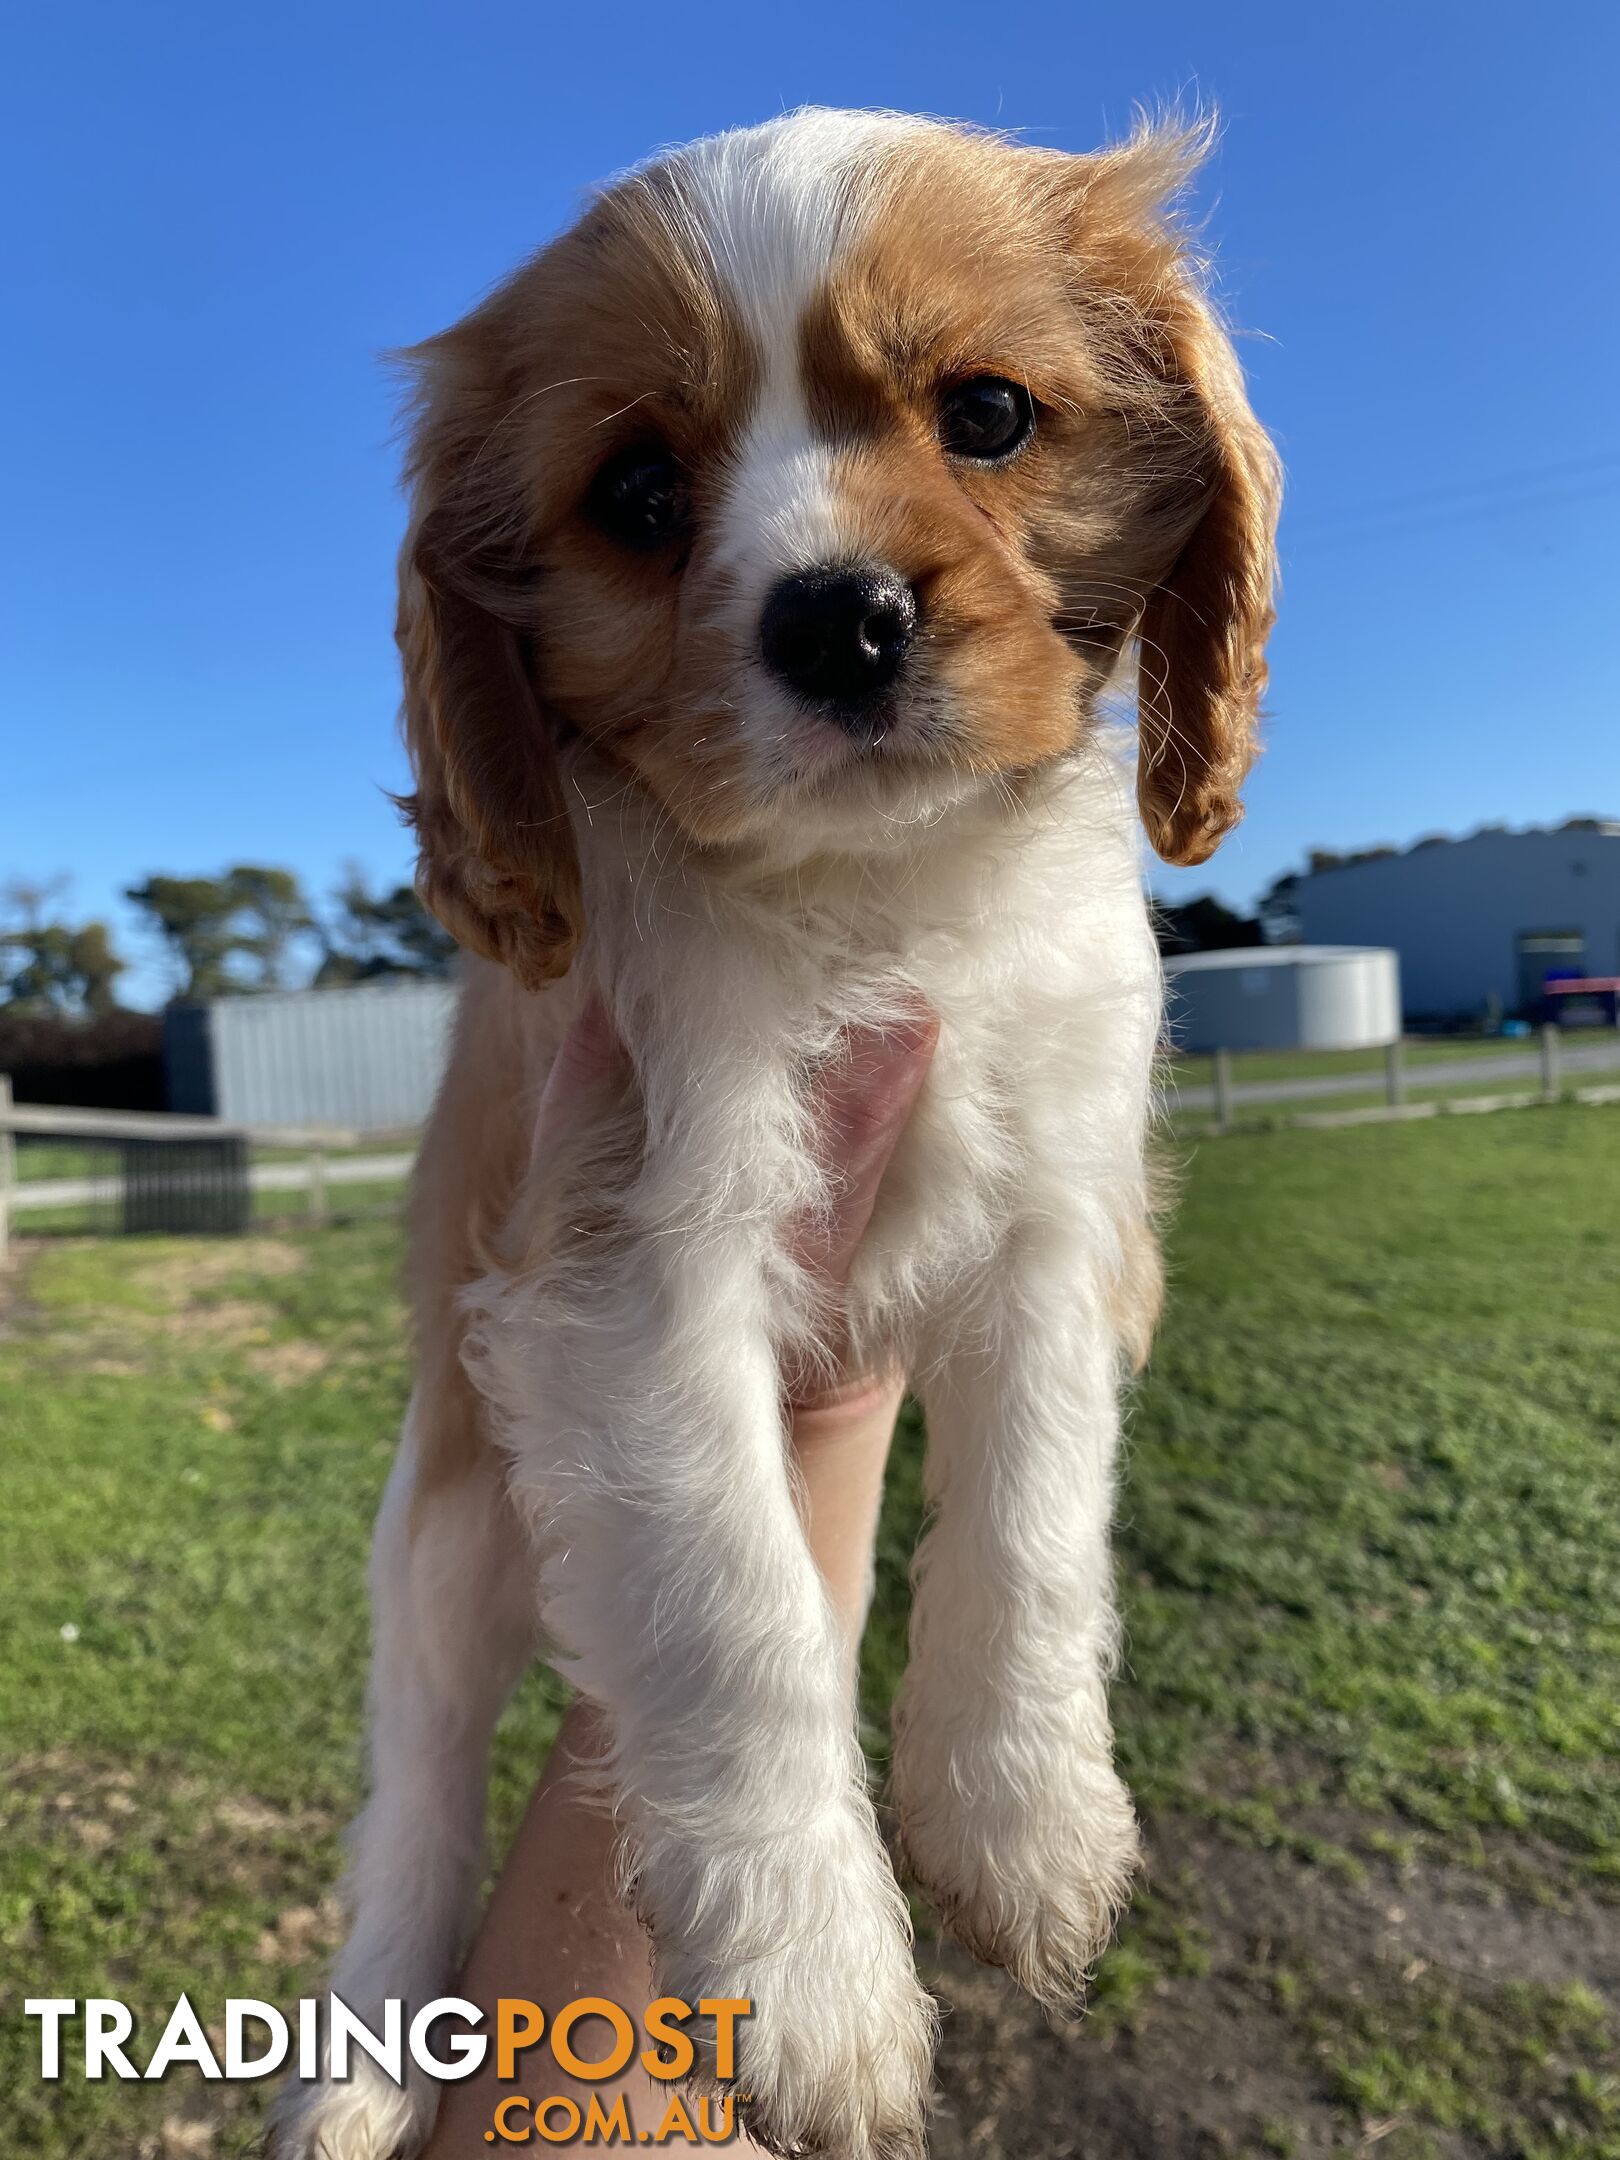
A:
[[643, 1805, 935, 2160], [896, 1725, 1139, 2006], [269, 2052, 439, 2160]]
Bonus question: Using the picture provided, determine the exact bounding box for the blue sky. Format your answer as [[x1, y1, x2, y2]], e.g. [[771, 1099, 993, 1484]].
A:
[[4, 1, 1617, 1004]]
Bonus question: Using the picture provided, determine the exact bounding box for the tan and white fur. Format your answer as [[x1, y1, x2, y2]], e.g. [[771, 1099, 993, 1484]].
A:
[[277, 107, 1279, 2160]]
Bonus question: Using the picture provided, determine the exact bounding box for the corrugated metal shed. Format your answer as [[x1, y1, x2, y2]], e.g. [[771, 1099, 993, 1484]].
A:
[[1295, 823, 1620, 1020], [1165, 946, 1401, 1054], [164, 980, 458, 1131]]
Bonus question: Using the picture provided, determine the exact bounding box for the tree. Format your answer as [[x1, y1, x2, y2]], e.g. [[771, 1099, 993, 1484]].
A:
[[1257, 871, 1302, 947], [2, 919, 126, 1014], [1153, 893, 1263, 956], [0, 879, 127, 1016], [63, 921, 124, 1015], [124, 875, 249, 999], [315, 864, 456, 984], [124, 866, 315, 1000], [228, 865, 315, 989], [3, 875, 71, 936]]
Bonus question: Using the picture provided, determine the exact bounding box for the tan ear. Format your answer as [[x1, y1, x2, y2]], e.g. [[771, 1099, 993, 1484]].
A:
[[1051, 119, 1281, 867], [395, 486, 583, 990], [1135, 326, 1280, 866]]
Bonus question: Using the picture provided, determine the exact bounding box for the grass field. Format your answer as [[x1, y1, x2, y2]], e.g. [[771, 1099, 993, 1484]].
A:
[[1167, 1079, 1600, 1136], [1167, 1036, 1528, 1090], [1164, 1035, 1620, 1131], [2, 1108, 1617, 2157]]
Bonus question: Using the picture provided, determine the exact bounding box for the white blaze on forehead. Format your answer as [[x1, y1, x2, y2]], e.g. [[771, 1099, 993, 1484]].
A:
[[672, 109, 914, 363], [668, 110, 926, 591]]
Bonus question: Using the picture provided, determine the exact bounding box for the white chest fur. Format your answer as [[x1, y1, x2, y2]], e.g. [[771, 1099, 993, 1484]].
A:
[[556, 741, 1162, 1367]]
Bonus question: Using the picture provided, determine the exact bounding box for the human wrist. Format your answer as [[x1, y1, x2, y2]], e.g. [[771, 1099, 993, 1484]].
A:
[[788, 1364, 905, 1432]]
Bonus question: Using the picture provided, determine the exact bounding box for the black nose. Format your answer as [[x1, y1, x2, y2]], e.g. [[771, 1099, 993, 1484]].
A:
[[759, 566, 917, 710]]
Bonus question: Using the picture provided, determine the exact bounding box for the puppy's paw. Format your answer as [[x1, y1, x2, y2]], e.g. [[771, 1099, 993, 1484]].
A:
[[269, 2053, 438, 2160], [648, 1807, 935, 2160], [897, 1742, 1139, 2007]]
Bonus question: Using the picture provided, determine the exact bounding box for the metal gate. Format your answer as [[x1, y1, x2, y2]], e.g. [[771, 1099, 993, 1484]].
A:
[[119, 1134, 252, 1235]]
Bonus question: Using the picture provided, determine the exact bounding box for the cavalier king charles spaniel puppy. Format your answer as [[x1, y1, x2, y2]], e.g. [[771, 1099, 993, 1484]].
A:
[[280, 106, 1278, 2160]]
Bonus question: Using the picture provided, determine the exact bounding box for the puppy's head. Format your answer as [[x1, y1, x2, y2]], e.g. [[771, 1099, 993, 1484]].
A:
[[397, 109, 1280, 982]]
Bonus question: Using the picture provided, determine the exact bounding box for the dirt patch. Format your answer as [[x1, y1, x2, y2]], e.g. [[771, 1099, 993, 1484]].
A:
[[0, 1242, 49, 1339], [243, 1338, 330, 1384], [147, 1296, 273, 1343], [4, 1757, 333, 1876], [131, 1240, 302, 1300], [105, 1241, 334, 1376], [1146, 1817, 1620, 1996], [127, 2089, 259, 2160], [204, 1792, 337, 1852], [153, 2116, 219, 2158], [924, 1933, 1343, 2160], [57, 1295, 279, 1373], [4, 1749, 140, 1801], [917, 1817, 1620, 2159], [253, 1896, 344, 1967]]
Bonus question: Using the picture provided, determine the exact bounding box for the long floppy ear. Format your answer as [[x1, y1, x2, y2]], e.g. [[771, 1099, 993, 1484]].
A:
[[1058, 120, 1282, 867], [394, 348, 583, 988], [1134, 318, 1280, 866]]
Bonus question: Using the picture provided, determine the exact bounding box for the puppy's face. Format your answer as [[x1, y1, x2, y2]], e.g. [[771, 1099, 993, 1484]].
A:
[[398, 111, 1280, 983]]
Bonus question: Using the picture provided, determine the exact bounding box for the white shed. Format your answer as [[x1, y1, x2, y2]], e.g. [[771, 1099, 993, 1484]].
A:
[[1165, 946, 1401, 1054], [164, 979, 458, 1132]]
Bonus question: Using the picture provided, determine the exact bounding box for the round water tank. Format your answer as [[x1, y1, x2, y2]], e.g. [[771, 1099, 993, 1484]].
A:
[[1164, 946, 1401, 1054]]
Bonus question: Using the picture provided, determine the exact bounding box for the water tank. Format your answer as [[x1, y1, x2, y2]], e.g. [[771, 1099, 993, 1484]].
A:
[[1164, 946, 1401, 1053]]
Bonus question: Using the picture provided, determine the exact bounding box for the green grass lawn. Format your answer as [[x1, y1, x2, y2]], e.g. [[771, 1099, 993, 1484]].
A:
[[1168, 1037, 1540, 1091], [8, 1160, 410, 1236], [1162, 1033, 1616, 1134], [1166, 1076, 1566, 1135], [12, 1145, 354, 1181], [3, 1108, 1618, 2157]]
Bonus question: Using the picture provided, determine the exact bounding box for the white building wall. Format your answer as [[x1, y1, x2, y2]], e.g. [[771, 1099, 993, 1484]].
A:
[[1295, 828, 1620, 1020], [166, 980, 458, 1130]]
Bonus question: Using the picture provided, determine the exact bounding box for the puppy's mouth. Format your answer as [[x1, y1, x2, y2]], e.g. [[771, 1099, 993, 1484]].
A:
[[809, 693, 905, 754], [776, 687, 938, 781], [761, 694, 986, 820]]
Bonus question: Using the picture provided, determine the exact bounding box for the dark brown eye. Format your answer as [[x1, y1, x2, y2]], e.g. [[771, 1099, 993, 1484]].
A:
[[938, 375, 1035, 462], [587, 444, 689, 551]]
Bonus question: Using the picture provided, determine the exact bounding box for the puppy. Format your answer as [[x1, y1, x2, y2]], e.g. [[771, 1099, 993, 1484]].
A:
[[279, 107, 1279, 2160]]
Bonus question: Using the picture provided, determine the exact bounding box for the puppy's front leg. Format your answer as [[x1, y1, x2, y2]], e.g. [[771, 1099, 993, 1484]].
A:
[[895, 1231, 1141, 2003], [464, 1235, 932, 2160]]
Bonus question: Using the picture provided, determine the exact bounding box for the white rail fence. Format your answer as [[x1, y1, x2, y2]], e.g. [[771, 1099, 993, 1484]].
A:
[[5, 1026, 1618, 1250], [0, 1077, 412, 1255], [1193, 1023, 1620, 1132]]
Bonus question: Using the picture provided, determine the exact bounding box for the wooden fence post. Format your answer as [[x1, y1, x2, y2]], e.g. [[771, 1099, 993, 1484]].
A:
[[1385, 1038, 1406, 1108], [307, 1149, 328, 1227], [1540, 1022, 1562, 1102], [1213, 1047, 1233, 1133], [0, 1075, 13, 1263]]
